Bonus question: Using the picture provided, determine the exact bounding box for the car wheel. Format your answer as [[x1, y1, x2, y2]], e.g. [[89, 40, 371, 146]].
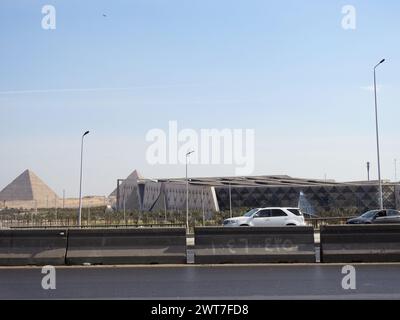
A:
[[286, 224, 296, 226], [240, 224, 249, 227]]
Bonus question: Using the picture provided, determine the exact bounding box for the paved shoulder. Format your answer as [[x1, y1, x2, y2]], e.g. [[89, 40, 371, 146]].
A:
[[0, 264, 400, 299]]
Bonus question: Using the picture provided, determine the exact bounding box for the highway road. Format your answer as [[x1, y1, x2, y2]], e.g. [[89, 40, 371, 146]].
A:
[[1, 264, 400, 299]]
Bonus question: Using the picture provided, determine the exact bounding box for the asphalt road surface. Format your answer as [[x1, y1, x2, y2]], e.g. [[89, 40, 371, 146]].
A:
[[1, 264, 400, 300]]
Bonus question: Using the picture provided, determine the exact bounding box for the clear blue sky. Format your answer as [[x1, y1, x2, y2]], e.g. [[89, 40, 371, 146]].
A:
[[1, 0, 399, 196]]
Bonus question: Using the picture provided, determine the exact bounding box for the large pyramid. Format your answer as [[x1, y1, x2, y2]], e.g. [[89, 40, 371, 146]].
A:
[[0, 169, 59, 202]]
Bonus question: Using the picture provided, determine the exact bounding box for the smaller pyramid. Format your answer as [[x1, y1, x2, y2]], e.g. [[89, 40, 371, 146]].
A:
[[125, 169, 144, 181], [109, 170, 144, 196], [0, 169, 59, 202]]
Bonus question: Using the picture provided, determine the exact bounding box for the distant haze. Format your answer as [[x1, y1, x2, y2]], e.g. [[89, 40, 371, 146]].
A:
[[1, 0, 399, 196]]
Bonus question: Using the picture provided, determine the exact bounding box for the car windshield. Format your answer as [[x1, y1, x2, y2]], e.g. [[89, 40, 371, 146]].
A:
[[243, 208, 259, 217], [360, 210, 378, 219]]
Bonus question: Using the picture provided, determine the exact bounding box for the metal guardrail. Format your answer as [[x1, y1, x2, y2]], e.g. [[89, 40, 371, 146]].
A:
[[305, 216, 355, 229], [2, 217, 355, 230], [8, 223, 186, 229]]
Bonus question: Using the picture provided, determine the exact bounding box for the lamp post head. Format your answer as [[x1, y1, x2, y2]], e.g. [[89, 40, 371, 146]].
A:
[[375, 59, 386, 69], [83, 131, 90, 136], [186, 150, 195, 157]]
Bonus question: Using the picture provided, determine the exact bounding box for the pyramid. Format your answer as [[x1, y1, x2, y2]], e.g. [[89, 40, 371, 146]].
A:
[[124, 169, 144, 181], [109, 170, 144, 197], [0, 169, 59, 202]]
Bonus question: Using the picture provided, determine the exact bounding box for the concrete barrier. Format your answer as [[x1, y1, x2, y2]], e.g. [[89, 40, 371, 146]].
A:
[[0, 229, 67, 266], [320, 224, 400, 263], [66, 228, 186, 265], [194, 227, 315, 264]]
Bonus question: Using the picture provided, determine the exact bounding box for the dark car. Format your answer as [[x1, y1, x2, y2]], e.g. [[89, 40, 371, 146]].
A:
[[347, 209, 400, 224]]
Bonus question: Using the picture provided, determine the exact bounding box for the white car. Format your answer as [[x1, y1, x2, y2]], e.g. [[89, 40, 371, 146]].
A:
[[223, 207, 305, 227]]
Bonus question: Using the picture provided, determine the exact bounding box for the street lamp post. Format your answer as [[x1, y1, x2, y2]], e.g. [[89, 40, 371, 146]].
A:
[[367, 162, 370, 181], [186, 151, 195, 232], [201, 187, 205, 226], [123, 193, 126, 225], [374, 59, 385, 209], [229, 183, 232, 218], [78, 130, 90, 227]]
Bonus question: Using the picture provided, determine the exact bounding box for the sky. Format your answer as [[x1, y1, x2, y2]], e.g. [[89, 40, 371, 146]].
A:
[[0, 0, 399, 197]]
